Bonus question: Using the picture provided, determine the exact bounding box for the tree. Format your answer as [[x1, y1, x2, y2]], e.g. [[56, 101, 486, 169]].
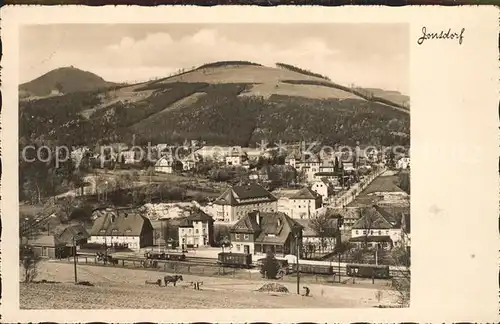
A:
[[20, 245, 42, 283], [260, 250, 281, 279], [389, 246, 411, 307], [398, 171, 410, 194], [309, 212, 339, 253], [55, 195, 76, 224]]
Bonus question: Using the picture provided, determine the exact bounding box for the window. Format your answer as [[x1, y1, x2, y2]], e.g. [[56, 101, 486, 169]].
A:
[[236, 244, 241, 251], [363, 230, 367, 235], [385, 230, 389, 234], [378, 230, 382, 235], [195, 229, 199, 234], [355, 230, 359, 235], [235, 234, 240, 240], [244, 234, 249, 240], [42, 247, 48, 256]]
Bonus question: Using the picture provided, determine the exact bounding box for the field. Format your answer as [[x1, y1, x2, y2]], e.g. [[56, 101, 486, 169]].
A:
[[348, 174, 405, 207], [20, 261, 398, 309]]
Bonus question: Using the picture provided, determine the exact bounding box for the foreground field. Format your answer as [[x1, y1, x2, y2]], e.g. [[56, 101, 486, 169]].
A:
[[20, 262, 398, 309]]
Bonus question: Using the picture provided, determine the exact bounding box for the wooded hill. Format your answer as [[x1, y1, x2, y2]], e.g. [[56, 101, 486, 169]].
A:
[[19, 61, 410, 147]]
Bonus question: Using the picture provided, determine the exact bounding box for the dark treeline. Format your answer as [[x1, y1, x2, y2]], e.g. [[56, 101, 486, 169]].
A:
[[275, 62, 331, 81]]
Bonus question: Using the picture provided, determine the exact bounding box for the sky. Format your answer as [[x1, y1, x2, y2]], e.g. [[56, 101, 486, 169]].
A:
[[20, 24, 409, 94]]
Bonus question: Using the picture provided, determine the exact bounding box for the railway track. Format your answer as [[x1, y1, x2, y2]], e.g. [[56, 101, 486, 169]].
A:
[[75, 252, 409, 278]]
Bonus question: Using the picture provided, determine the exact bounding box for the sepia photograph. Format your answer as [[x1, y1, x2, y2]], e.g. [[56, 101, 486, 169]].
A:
[[1, 5, 498, 323], [17, 23, 411, 309]]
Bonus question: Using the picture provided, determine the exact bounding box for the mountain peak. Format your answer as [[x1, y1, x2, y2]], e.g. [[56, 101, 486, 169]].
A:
[[19, 66, 117, 98]]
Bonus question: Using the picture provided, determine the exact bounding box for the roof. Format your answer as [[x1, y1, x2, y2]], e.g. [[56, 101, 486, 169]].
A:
[[325, 207, 361, 220], [28, 235, 65, 247], [290, 187, 322, 200], [295, 217, 339, 237], [231, 211, 304, 244], [214, 184, 277, 206], [349, 235, 393, 243], [90, 208, 153, 236], [54, 223, 90, 244], [351, 206, 397, 230], [231, 211, 261, 233], [179, 209, 214, 227]]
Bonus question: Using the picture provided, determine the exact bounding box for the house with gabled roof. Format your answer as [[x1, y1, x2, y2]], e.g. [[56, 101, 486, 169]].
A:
[[311, 179, 335, 203], [178, 209, 214, 248], [230, 211, 304, 257], [213, 183, 278, 223], [349, 205, 410, 250], [288, 187, 323, 219], [26, 235, 68, 259], [88, 208, 154, 250]]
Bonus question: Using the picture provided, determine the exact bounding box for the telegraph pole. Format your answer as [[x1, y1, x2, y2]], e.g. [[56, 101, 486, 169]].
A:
[[295, 233, 300, 295], [73, 236, 78, 283]]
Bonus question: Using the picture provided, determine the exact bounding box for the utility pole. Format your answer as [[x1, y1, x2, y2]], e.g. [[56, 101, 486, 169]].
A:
[[295, 233, 300, 295], [73, 236, 78, 283], [338, 252, 341, 283]]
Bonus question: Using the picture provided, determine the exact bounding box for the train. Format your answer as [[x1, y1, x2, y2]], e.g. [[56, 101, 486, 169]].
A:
[[217, 252, 252, 268], [144, 251, 186, 261], [293, 263, 335, 275], [346, 263, 391, 279]]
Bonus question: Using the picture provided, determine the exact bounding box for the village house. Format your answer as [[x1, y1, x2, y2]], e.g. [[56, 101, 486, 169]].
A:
[[225, 147, 248, 167], [154, 156, 175, 173], [288, 187, 323, 219], [213, 183, 278, 223], [54, 223, 90, 246], [311, 179, 335, 203], [24, 235, 69, 259], [181, 153, 199, 171], [349, 205, 410, 250], [88, 208, 154, 250], [230, 211, 304, 257], [70, 146, 89, 164], [397, 157, 410, 169], [242, 147, 263, 162], [194, 146, 230, 162], [295, 217, 340, 254], [326, 207, 360, 231], [178, 209, 214, 248]]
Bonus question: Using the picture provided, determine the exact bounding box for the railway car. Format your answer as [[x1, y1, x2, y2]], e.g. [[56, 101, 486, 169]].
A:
[[346, 263, 390, 279], [217, 252, 252, 268], [292, 263, 334, 275]]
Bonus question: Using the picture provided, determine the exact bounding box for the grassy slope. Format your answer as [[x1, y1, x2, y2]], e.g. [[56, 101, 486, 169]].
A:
[[20, 262, 395, 309]]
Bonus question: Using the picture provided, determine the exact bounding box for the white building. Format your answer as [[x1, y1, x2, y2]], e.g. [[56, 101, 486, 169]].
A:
[[154, 156, 174, 174], [213, 183, 278, 223], [288, 187, 323, 219], [119, 150, 137, 164], [311, 179, 335, 203], [178, 210, 214, 248], [397, 157, 410, 169], [349, 205, 410, 250], [225, 148, 247, 167], [88, 208, 154, 250], [295, 218, 340, 252]]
